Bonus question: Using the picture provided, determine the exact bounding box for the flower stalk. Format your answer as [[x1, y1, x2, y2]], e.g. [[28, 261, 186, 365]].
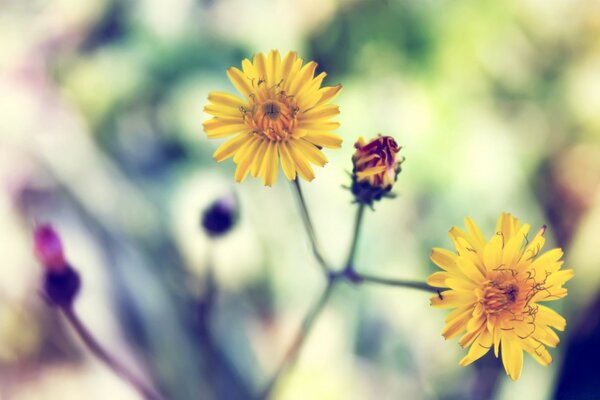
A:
[[291, 179, 330, 273], [257, 281, 335, 400], [34, 225, 161, 400], [344, 203, 365, 269], [61, 306, 162, 400]]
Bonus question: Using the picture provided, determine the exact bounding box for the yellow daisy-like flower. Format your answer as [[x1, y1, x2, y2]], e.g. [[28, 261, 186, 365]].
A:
[[203, 50, 343, 186], [428, 213, 574, 380]]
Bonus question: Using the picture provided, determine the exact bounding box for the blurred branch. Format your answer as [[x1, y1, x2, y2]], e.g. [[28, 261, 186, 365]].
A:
[[61, 306, 162, 400], [257, 281, 335, 400], [352, 272, 438, 293], [291, 179, 330, 274], [27, 165, 252, 399]]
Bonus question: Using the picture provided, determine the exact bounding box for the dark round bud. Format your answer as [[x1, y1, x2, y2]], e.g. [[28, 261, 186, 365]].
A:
[[43, 265, 81, 308], [201, 195, 239, 237]]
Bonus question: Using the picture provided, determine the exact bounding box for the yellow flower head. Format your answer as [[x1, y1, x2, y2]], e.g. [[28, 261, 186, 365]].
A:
[[428, 213, 574, 380], [350, 135, 403, 205], [203, 50, 342, 186]]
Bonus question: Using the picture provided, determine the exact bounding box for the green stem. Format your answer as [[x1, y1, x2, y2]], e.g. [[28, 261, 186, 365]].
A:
[[257, 281, 335, 400], [354, 273, 439, 293], [291, 179, 329, 273], [344, 204, 366, 269], [61, 306, 162, 400]]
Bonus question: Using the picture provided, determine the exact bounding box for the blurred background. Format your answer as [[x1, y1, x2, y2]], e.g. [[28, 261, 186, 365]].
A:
[[1, 0, 600, 398]]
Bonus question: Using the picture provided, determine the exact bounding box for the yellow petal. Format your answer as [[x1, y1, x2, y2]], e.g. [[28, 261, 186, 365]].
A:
[[314, 84, 342, 107], [297, 120, 340, 131], [466, 313, 486, 333], [234, 138, 261, 182], [427, 271, 450, 288], [253, 52, 268, 84], [430, 290, 475, 309], [445, 305, 473, 323], [292, 139, 328, 167], [546, 269, 575, 286], [207, 92, 246, 108], [300, 104, 340, 121], [303, 131, 343, 148], [459, 329, 492, 366], [483, 233, 503, 270], [288, 61, 317, 95], [518, 226, 547, 267], [251, 140, 269, 177], [496, 212, 520, 241], [278, 142, 297, 181], [502, 224, 530, 267], [281, 51, 298, 81], [288, 141, 315, 181], [430, 248, 458, 272], [241, 58, 257, 82], [456, 257, 485, 283], [227, 66, 253, 97], [464, 217, 487, 250], [501, 337, 523, 380], [203, 118, 246, 138], [261, 142, 279, 186], [493, 326, 500, 357], [442, 307, 472, 339], [268, 50, 282, 86], [524, 342, 552, 366], [529, 248, 564, 272], [446, 277, 477, 291], [296, 72, 327, 109], [213, 133, 253, 162], [536, 305, 567, 330]]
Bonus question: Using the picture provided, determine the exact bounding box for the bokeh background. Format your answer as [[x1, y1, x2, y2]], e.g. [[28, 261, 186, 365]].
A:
[[1, 0, 600, 398]]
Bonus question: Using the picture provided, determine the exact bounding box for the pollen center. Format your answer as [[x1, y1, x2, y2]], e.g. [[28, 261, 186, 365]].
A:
[[243, 84, 299, 141], [263, 102, 281, 120], [482, 280, 520, 314]]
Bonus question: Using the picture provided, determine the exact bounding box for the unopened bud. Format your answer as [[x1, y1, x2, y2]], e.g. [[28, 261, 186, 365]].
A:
[[34, 224, 67, 272], [201, 194, 239, 237], [350, 135, 404, 205], [43, 266, 81, 308]]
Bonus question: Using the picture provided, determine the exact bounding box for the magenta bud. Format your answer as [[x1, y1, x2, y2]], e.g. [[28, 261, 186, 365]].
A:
[[34, 224, 67, 272]]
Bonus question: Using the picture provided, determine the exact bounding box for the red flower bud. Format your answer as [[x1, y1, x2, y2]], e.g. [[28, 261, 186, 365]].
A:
[[350, 135, 404, 205], [34, 224, 67, 272]]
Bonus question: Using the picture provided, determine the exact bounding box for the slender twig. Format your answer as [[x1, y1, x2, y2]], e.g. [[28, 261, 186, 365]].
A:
[[353, 273, 439, 293], [61, 306, 162, 400], [259, 184, 435, 399], [291, 179, 329, 273], [344, 203, 366, 269], [257, 281, 335, 400]]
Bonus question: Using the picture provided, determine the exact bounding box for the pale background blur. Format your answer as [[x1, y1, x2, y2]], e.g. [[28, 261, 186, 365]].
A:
[[1, 0, 600, 399]]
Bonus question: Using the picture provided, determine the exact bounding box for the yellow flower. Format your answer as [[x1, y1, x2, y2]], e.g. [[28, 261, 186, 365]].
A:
[[428, 213, 574, 380], [203, 50, 342, 186], [351, 135, 403, 205]]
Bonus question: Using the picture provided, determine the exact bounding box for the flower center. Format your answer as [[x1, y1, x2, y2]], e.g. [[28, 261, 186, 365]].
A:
[[262, 102, 281, 120], [243, 86, 299, 141], [482, 280, 520, 314]]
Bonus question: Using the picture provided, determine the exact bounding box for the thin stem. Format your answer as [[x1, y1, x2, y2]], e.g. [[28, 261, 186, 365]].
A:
[[257, 281, 335, 400], [344, 203, 366, 269], [354, 273, 439, 293], [61, 306, 161, 400], [291, 179, 329, 273]]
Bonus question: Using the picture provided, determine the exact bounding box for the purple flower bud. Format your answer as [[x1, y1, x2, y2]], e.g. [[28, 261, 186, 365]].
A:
[[201, 195, 239, 238], [43, 265, 81, 308], [34, 224, 67, 272]]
